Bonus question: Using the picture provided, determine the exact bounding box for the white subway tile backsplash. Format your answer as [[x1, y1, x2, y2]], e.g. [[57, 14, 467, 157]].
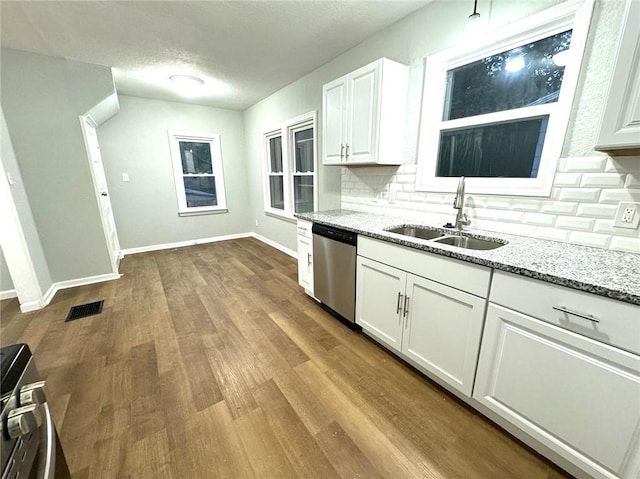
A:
[[580, 173, 625, 188], [576, 203, 617, 218], [523, 212, 556, 226], [558, 188, 601, 202], [540, 202, 579, 215], [625, 174, 640, 189], [485, 199, 512, 210], [553, 173, 582, 187], [474, 209, 523, 222], [599, 189, 640, 203], [341, 152, 638, 251], [561, 157, 606, 172], [594, 219, 640, 237], [610, 237, 640, 254], [554, 216, 595, 231], [569, 231, 611, 249], [535, 227, 571, 242], [510, 199, 543, 211]]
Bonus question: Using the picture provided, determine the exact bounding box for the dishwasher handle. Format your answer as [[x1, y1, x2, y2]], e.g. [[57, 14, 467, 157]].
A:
[[312, 224, 357, 246]]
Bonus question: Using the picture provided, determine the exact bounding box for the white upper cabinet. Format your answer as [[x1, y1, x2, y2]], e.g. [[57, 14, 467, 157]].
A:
[[595, 0, 640, 154], [322, 58, 408, 166]]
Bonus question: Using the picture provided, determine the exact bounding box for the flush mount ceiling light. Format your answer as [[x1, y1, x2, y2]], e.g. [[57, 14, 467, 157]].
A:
[[169, 74, 204, 96]]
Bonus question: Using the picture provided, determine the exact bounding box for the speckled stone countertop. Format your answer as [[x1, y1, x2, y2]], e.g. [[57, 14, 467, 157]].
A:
[[296, 209, 640, 306]]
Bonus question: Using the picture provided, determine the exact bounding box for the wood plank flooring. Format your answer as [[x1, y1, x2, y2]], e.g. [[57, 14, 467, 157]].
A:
[[0, 238, 572, 478]]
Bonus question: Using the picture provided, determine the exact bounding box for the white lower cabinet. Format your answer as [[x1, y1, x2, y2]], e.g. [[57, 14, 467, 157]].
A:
[[296, 220, 314, 295], [473, 303, 640, 479], [356, 254, 487, 396], [356, 257, 405, 351]]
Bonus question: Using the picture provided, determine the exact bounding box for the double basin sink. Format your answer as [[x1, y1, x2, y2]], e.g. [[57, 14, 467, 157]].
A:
[[385, 225, 505, 251]]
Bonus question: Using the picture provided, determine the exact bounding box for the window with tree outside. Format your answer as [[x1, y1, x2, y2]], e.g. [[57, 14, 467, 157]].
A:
[[416, 0, 594, 197], [168, 131, 227, 215], [264, 112, 317, 217]]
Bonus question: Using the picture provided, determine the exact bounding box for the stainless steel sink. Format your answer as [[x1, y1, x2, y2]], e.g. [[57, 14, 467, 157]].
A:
[[433, 235, 504, 250], [386, 226, 445, 241]]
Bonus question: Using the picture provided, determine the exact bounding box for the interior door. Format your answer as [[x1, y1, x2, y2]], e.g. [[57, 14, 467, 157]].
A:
[[80, 116, 121, 273]]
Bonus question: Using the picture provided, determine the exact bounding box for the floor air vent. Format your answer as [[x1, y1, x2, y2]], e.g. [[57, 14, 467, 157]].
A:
[[65, 300, 104, 322]]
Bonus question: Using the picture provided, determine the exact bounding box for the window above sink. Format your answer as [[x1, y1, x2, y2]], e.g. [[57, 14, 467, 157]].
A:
[[416, 0, 595, 198]]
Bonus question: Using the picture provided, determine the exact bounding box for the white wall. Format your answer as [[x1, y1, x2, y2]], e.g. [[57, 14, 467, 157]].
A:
[[341, 0, 639, 253], [97, 95, 251, 250], [1, 49, 115, 282]]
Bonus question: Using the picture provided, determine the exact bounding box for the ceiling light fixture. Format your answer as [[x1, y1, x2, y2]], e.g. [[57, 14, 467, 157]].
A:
[[169, 74, 204, 96], [464, 0, 482, 36]]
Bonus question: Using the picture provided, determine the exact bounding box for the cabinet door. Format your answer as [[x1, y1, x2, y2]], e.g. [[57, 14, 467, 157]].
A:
[[322, 77, 347, 165], [402, 274, 486, 396], [595, 0, 640, 152], [346, 62, 380, 164], [474, 304, 640, 479], [356, 256, 405, 353], [297, 235, 313, 294]]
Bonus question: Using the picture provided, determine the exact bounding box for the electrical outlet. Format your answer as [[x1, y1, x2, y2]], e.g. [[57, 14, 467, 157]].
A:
[[614, 202, 640, 229], [255, 220, 259, 227]]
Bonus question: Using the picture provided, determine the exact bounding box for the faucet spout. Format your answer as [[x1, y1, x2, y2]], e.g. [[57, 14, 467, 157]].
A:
[[453, 176, 470, 230], [454, 176, 465, 209]]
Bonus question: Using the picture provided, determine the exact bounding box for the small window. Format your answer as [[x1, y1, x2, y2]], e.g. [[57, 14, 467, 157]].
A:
[[416, 1, 593, 196], [263, 112, 317, 218], [168, 131, 227, 215]]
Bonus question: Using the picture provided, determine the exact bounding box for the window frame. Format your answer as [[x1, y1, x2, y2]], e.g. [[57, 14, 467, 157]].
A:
[[262, 111, 318, 219], [167, 130, 228, 216], [416, 0, 594, 197]]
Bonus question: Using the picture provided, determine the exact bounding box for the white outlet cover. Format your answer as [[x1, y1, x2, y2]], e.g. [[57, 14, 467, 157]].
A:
[[614, 202, 640, 229]]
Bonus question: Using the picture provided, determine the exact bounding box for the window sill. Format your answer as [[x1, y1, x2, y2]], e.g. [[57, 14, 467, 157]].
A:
[[178, 208, 229, 217], [265, 210, 297, 224]]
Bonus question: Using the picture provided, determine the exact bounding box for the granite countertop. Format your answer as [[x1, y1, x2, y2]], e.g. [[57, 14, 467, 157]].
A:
[[296, 209, 640, 306]]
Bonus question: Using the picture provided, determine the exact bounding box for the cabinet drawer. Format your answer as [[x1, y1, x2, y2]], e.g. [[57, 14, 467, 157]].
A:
[[491, 270, 640, 355], [358, 236, 491, 297], [296, 220, 313, 239]]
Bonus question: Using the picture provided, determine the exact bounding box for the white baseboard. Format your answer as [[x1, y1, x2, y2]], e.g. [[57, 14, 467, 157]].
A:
[[40, 272, 121, 309], [0, 289, 17, 300], [250, 233, 297, 259], [120, 233, 253, 256], [20, 299, 45, 313]]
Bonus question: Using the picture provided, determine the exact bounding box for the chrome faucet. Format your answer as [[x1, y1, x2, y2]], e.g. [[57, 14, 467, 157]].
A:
[[453, 176, 471, 230]]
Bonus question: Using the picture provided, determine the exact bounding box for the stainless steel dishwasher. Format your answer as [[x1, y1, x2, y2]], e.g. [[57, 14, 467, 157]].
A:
[[312, 224, 357, 323]]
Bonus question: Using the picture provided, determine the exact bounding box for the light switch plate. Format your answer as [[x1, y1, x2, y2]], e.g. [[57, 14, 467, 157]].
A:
[[122, 173, 130, 182], [614, 202, 640, 229]]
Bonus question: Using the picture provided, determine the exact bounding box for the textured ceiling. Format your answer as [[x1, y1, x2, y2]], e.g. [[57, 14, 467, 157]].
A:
[[0, 1, 431, 110]]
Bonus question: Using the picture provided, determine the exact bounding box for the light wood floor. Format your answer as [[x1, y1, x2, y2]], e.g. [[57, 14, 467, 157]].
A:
[[0, 238, 572, 478]]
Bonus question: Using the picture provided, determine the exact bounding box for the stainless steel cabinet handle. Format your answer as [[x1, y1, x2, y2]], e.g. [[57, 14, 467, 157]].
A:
[[340, 144, 345, 160], [307, 253, 312, 267], [396, 292, 403, 314], [345, 144, 350, 161], [403, 295, 410, 320], [553, 306, 600, 323]]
